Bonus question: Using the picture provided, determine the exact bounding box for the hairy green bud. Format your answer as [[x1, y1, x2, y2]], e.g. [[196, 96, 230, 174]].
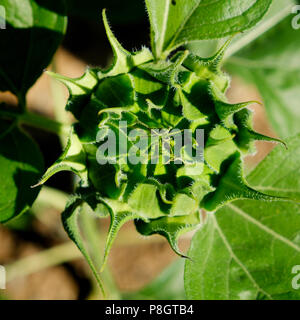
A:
[[38, 11, 284, 272]]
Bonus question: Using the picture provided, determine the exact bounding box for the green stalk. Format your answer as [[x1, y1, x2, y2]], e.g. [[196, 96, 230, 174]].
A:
[[80, 206, 121, 299], [0, 109, 70, 136], [5, 242, 80, 283], [49, 60, 71, 147], [19, 111, 70, 137], [33, 186, 69, 212]]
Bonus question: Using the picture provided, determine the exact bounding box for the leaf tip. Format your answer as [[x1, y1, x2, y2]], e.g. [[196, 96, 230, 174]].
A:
[[31, 181, 42, 188]]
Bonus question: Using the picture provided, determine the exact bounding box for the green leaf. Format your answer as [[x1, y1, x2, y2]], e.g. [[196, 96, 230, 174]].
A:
[[0, 0, 67, 104], [185, 0, 295, 64], [225, 0, 295, 58], [227, 16, 300, 138], [188, 0, 295, 59], [61, 196, 105, 296], [98, 186, 196, 270], [145, 0, 272, 58], [202, 152, 279, 211], [34, 126, 89, 187], [129, 184, 173, 220], [123, 259, 186, 300], [135, 212, 201, 258], [47, 68, 99, 120], [185, 133, 300, 300], [140, 50, 189, 86], [100, 9, 153, 77], [95, 74, 135, 108], [233, 109, 286, 153], [99, 198, 139, 272], [0, 120, 44, 223]]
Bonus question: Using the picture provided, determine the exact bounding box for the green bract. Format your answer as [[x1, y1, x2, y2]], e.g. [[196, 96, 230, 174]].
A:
[[38, 10, 284, 283]]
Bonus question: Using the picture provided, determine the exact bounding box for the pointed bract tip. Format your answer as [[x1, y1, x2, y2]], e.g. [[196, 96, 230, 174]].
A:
[[280, 139, 288, 150], [45, 70, 56, 77], [102, 8, 107, 22], [254, 100, 263, 106], [31, 181, 42, 188], [182, 254, 193, 262], [101, 6, 129, 63], [211, 34, 237, 63], [245, 100, 262, 107], [45, 71, 66, 83]]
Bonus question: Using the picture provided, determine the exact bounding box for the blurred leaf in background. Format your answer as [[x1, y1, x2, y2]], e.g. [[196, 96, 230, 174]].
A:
[[0, 0, 66, 223], [227, 16, 300, 138], [0, 0, 67, 105], [0, 120, 44, 223]]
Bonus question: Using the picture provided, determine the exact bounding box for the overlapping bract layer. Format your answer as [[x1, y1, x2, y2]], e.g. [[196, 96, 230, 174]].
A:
[[39, 11, 283, 270]]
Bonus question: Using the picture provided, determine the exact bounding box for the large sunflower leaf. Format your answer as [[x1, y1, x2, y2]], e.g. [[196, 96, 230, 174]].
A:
[[0, 120, 44, 223], [145, 0, 272, 58], [185, 133, 300, 300]]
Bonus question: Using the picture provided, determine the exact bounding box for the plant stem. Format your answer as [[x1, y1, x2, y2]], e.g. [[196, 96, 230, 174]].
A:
[[4, 232, 193, 285], [49, 60, 71, 147], [19, 111, 70, 137], [5, 241, 80, 282], [80, 205, 121, 299], [32, 186, 69, 212], [0, 109, 70, 136], [17, 93, 26, 113]]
